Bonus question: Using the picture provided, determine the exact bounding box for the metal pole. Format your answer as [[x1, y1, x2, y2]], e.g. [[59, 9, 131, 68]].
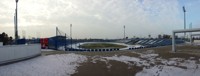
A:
[[183, 6, 186, 39], [70, 24, 72, 50], [172, 32, 175, 52], [55, 27, 58, 50], [189, 23, 192, 44], [124, 25, 125, 39], [65, 33, 67, 50], [15, 0, 19, 42], [14, 15, 16, 34], [184, 11, 186, 37]]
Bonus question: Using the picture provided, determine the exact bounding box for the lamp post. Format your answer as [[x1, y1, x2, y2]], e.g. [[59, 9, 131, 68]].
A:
[[183, 6, 186, 38], [15, 0, 19, 41]]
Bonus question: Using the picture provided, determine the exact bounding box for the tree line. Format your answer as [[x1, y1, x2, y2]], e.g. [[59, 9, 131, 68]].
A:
[[0, 32, 13, 45]]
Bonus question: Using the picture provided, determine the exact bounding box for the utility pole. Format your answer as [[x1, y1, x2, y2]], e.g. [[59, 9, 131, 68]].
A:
[[183, 6, 186, 38], [15, 0, 19, 41]]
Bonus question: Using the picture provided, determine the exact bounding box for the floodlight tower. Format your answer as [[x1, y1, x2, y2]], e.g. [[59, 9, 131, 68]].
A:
[[183, 6, 186, 38], [15, 0, 19, 40]]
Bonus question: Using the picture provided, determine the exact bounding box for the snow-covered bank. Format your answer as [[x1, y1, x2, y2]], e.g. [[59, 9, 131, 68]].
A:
[[0, 53, 87, 76]]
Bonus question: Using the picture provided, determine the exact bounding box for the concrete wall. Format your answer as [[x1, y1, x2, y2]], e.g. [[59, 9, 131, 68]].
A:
[[0, 44, 41, 64]]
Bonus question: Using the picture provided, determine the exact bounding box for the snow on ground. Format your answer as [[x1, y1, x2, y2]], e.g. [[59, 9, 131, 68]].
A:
[[103, 55, 147, 66], [41, 49, 57, 51], [140, 54, 158, 59], [90, 51, 200, 76], [136, 65, 200, 76], [0, 53, 87, 76]]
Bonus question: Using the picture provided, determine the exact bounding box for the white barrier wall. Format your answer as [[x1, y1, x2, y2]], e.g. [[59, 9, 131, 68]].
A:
[[0, 42, 2, 46], [0, 44, 41, 64]]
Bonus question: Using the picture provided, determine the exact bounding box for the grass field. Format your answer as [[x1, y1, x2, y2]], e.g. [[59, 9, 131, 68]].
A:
[[79, 43, 127, 49]]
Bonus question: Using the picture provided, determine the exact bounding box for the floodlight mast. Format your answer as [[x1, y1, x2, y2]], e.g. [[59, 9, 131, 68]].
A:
[[15, 0, 19, 41], [183, 6, 186, 38]]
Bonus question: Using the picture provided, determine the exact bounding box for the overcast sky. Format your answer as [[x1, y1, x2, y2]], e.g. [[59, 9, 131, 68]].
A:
[[0, 0, 200, 39]]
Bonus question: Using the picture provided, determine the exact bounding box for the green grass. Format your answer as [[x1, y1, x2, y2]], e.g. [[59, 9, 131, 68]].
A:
[[79, 43, 127, 49]]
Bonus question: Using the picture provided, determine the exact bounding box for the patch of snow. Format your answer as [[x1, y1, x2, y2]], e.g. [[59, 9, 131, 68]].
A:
[[179, 60, 197, 69], [189, 57, 195, 60], [167, 61, 177, 65], [165, 58, 184, 65], [91, 58, 98, 63], [136, 65, 200, 76], [0, 53, 87, 76], [91, 56, 103, 63], [140, 54, 158, 59], [169, 58, 184, 61], [103, 55, 149, 66], [137, 66, 190, 76], [104, 56, 141, 63], [91, 56, 113, 69], [107, 64, 112, 69], [41, 49, 57, 51], [136, 57, 200, 76]]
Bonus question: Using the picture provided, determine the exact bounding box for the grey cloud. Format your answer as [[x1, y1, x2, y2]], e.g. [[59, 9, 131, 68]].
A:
[[0, 0, 185, 38]]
